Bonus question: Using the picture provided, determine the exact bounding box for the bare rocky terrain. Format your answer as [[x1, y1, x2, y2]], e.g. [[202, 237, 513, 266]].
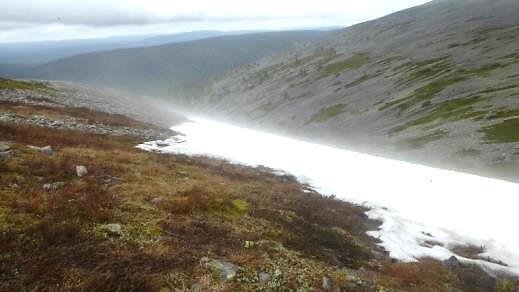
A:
[[0, 79, 183, 137], [196, 0, 519, 182]]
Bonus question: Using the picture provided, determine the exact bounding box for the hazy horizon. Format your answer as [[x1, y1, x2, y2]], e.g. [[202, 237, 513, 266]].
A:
[[0, 0, 431, 43]]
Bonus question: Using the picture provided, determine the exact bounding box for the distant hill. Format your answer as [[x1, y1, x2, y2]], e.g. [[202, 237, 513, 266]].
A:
[[2, 31, 331, 96], [0, 30, 263, 65], [195, 0, 519, 181]]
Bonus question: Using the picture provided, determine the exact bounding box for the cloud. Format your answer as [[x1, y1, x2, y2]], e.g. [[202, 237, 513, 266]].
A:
[[0, 0, 431, 42], [0, 0, 431, 26]]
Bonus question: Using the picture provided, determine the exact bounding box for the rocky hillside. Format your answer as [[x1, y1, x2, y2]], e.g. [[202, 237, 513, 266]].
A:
[[2, 79, 518, 290], [197, 0, 519, 182]]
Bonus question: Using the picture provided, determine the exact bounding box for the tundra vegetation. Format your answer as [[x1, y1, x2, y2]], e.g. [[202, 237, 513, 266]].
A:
[[1, 80, 518, 290]]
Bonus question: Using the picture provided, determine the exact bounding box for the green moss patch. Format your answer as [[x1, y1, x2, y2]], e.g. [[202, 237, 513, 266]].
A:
[[308, 104, 347, 124], [319, 53, 370, 78], [343, 74, 377, 90], [389, 96, 483, 133], [0, 78, 50, 91], [482, 118, 519, 143], [461, 63, 509, 77], [479, 84, 518, 94], [380, 74, 466, 112], [395, 57, 452, 85], [485, 108, 519, 120]]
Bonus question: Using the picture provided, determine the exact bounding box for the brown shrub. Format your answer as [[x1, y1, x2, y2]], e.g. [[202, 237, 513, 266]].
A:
[[0, 122, 138, 150], [380, 258, 499, 291]]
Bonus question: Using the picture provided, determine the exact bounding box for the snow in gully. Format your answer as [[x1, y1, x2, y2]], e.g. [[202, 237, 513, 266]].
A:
[[138, 117, 519, 275]]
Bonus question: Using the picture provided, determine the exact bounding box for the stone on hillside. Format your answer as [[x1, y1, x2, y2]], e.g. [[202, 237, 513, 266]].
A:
[[0, 151, 12, 160], [76, 165, 88, 177], [28, 145, 53, 155], [151, 197, 162, 204], [444, 256, 463, 268], [43, 181, 66, 192], [258, 272, 271, 283], [322, 276, 332, 291], [0, 141, 10, 152], [103, 224, 122, 236], [190, 283, 203, 291], [202, 257, 239, 282]]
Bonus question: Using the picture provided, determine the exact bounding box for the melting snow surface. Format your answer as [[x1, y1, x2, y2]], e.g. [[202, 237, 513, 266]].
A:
[[138, 117, 519, 275]]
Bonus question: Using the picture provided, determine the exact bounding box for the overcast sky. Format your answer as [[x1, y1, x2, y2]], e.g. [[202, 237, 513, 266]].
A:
[[0, 0, 431, 43]]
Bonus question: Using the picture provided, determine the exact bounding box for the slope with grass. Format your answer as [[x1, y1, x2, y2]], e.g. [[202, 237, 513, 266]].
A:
[[1, 79, 517, 290], [196, 0, 519, 182]]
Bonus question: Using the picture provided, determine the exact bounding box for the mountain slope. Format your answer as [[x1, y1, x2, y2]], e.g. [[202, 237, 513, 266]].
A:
[[4, 31, 330, 96], [196, 0, 519, 181]]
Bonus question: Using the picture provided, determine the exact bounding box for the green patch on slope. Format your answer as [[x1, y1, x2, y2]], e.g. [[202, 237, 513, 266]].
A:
[[308, 104, 347, 124], [395, 57, 452, 85], [479, 84, 518, 94], [343, 74, 378, 90], [389, 96, 483, 133], [319, 53, 370, 78], [380, 74, 466, 112], [482, 118, 519, 143], [461, 63, 509, 77], [0, 78, 50, 91], [486, 108, 519, 120]]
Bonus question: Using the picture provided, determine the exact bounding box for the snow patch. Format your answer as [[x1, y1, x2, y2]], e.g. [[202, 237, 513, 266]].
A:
[[138, 117, 519, 275]]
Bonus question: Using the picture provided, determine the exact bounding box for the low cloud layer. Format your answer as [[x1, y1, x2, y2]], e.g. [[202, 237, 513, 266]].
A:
[[0, 0, 431, 42]]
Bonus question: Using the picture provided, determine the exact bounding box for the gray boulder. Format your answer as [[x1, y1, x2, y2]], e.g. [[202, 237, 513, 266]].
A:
[[202, 257, 239, 282], [444, 256, 463, 268], [0, 141, 10, 152], [43, 181, 66, 192], [76, 165, 88, 177], [103, 223, 122, 236], [322, 276, 332, 291], [258, 272, 271, 283], [29, 145, 53, 155], [190, 283, 203, 291]]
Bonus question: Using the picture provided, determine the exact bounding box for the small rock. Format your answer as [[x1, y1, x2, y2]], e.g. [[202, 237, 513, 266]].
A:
[[203, 258, 239, 282], [0, 150, 12, 160], [76, 165, 88, 177], [103, 223, 122, 236], [177, 171, 189, 177], [322, 276, 332, 291], [244, 240, 255, 249], [444, 256, 463, 268], [156, 141, 170, 147], [0, 141, 11, 152], [50, 121, 63, 128], [258, 272, 271, 283], [43, 181, 65, 191], [9, 183, 19, 188], [28, 145, 53, 155], [151, 197, 162, 204]]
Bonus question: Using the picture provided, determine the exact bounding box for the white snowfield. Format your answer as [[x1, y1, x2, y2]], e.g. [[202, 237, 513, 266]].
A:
[[138, 117, 519, 276]]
